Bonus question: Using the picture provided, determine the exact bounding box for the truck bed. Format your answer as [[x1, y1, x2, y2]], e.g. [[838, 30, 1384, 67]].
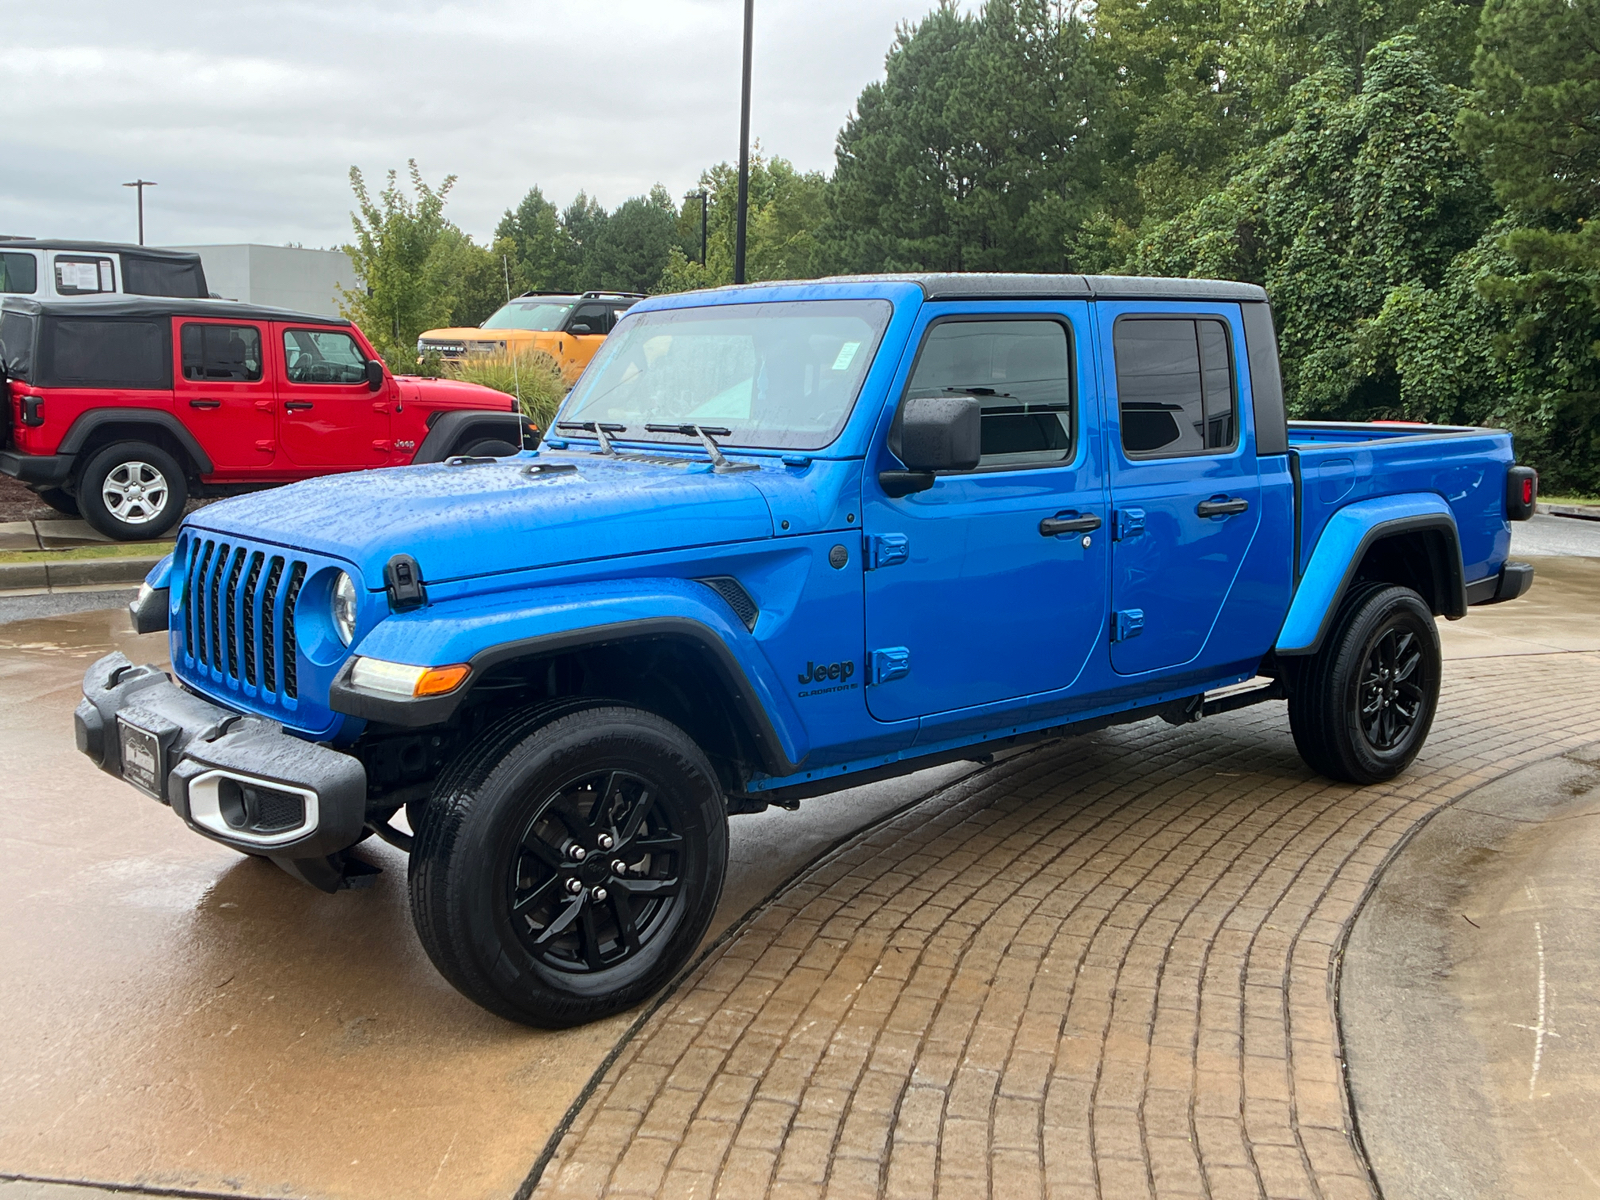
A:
[[1288, 421, 1516, 586]]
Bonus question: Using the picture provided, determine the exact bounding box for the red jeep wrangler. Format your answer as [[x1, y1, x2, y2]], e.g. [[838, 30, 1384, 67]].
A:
[[0, 296, 525, 540]]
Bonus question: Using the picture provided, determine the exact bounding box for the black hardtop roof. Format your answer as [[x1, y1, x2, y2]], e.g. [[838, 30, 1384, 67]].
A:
[[0, 294, 350, 326], [0, 240, 202, 261], [829, 273, 1269, 303]]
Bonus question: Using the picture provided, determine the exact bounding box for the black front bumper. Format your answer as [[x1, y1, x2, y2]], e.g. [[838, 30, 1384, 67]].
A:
[[0, 450, 74, 486], [76, 651, 371, 890]]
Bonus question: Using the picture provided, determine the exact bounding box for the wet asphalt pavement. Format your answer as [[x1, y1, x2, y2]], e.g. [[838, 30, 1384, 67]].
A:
[[0, 522, 1596, 1199]]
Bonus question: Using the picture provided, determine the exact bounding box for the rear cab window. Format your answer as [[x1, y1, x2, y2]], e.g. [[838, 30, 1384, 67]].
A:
[[39, 316, 171, 389], [901, 318, 1076, 469], [1113, 317, 1236, 457], [282, 328, 367, 384]]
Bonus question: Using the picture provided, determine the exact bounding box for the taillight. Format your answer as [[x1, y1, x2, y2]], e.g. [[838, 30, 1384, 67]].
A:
[[1506, 465, 1538, 521]]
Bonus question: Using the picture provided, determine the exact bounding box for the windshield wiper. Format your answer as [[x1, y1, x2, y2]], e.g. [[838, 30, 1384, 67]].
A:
[[556, 421, 626, 456], [644, 424, 756, 473]]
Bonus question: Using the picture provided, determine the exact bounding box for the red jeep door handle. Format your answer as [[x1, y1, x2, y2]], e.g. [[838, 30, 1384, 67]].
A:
[[284, 401, 314, 411], [188, 399, 220, 409]]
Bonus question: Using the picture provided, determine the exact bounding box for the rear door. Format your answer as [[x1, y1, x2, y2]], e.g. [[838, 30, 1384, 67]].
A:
[[174, 318, 275, 475], [277, 324, 389, 471], [862, 303, 1108, 721], [1101, 305, 1262, 675]]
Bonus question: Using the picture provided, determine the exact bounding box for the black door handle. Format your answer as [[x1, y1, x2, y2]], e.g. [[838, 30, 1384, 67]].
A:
[[1039, 512, 1103, 537], [188, 399, 220, 409], [1197, 496, 1250, 518], [284, 401, 314, 411]]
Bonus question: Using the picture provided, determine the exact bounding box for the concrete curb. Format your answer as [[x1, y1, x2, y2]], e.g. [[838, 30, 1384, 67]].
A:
[[0, 556, 159, 594], [1541, 502, 1600, 521]]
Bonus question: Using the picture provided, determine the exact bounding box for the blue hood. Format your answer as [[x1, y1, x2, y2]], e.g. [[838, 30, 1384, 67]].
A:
[[184, 454, 777, 589]]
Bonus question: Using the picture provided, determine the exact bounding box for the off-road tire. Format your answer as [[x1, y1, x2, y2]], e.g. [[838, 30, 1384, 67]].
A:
[[409, 704, 728, 1027], [77, 441, 188, 541], [1288, 582, 1441, 785], [461, 438, 521, 458], [35, 487, 79, 517]]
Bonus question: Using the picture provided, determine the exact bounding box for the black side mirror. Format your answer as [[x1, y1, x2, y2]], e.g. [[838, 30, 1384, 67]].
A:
[[880, 395, 982, 497], [569, 322, 594, 336], [364, 359, 385, 391]]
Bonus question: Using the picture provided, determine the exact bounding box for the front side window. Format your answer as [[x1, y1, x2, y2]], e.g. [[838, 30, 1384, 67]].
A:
[[562, 299, 892, 451], [570, 304, 611, 334], [1114, 317, 1236, 456], [481, 300, 575, 331], [54, 255, 114, 295], [0, 252, 38, 295], [182, 323, 262, 382], [902, 319, 1075, 468], [283, 328, 367, 384]]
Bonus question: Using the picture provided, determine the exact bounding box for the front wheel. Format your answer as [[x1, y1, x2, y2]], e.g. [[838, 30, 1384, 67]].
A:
[[409, 706, 728, 1027], [1288, 582, 1441, 784], [77, 441, 188, 541]]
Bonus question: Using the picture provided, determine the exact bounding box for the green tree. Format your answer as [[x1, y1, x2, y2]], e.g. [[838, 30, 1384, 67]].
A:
[[590, 185, 682, 293], [340, 161, 465, 364], [495, 187, 570, 292]]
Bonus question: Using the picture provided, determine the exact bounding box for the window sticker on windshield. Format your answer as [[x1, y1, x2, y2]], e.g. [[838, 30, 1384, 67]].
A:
[[832, 342, 861, 371]]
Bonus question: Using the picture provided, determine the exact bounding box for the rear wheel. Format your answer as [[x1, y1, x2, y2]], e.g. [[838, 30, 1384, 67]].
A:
[[1288, 582, 1441, 784], [409, 705, 727, 1027], [77, 441, 187, 541]]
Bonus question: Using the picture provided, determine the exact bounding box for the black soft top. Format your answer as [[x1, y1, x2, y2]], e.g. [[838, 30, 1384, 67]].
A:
[[829, 273, 1269, 303], [0, 240, 201, 261], [1, 294, 349, 326]]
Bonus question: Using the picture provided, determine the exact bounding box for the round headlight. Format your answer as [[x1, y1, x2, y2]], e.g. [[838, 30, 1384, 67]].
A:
[[332, 572, 358, 646]]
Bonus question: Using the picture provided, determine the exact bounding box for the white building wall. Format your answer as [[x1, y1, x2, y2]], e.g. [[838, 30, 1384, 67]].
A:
[[162, 244, 357, 316]]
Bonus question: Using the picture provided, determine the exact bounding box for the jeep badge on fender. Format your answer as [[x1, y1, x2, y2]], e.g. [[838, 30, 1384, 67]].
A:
[[799, 660, 856, 685]]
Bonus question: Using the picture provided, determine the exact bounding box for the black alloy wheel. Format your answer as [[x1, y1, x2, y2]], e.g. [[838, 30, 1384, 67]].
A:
[[1288, 582, 1441, 785], [1357, 623, 1428, 751], [409, 704, 727, 1027], [504, 768, 684, 974]]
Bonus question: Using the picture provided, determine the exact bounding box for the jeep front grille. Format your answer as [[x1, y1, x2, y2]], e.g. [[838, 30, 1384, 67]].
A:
[[182, 537, 308, 703]]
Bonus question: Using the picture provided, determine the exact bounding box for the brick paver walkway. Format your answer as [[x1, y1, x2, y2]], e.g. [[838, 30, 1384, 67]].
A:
[[533, 653, 1600, 1200]]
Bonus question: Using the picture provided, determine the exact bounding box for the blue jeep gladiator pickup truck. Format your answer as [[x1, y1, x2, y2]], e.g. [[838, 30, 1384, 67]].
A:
[[75, 274, 1538, 1026]]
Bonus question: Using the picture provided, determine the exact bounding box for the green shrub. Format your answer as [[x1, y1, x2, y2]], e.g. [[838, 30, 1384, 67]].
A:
[[451, 349, 568, 433]]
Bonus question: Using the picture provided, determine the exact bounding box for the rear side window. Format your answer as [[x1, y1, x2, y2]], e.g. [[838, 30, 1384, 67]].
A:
[[903, 319, 1075, 468], [125, 256, 206, 298], [182, 324, 262, 382], [0, 311, 36, 380], [283, 328, 367, 384], [40, 318, 171, 388], [54, 255, 115, 295], [1114, 317, 1236, 456], [0, 253, 38, 295]]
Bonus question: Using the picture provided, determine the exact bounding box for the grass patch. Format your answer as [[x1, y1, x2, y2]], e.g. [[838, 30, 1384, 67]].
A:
[[1542, 494, 1600, 507], [450, 349, 569, 433], [0, 541, 172, 565]]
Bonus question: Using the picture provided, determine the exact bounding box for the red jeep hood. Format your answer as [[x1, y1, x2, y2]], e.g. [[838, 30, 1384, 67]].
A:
[[395, 375, 515, 410]]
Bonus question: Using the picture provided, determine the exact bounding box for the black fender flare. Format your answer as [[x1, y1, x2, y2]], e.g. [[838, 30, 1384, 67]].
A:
[[412, 409, 525, 464], [330, 617, 802, 777], [57, 408, 215, 476]]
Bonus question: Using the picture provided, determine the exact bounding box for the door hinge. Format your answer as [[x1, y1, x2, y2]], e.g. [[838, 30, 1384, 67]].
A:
[[1112, 609, 1145, 642], [865, 533, 910, 570], [1114, 508, 1146, 541], [870, 646, 911, 685]]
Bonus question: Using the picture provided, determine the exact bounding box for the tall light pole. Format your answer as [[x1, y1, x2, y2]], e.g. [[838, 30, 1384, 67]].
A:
[[734, 0, 753, 285], [122, 179, 156, 245], [686, 189, 709, 266]]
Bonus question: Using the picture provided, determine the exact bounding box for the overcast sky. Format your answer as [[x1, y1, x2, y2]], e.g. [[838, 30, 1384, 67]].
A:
[[2, 1, 970, 250]]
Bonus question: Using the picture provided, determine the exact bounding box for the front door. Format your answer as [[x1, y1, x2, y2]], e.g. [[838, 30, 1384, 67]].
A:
[[863, 305, 1108, 722], [1102, 306, 1262, 676], [560, 302, 612, 375], [277, 325, 389, 471], [173, 319, 275, 475]]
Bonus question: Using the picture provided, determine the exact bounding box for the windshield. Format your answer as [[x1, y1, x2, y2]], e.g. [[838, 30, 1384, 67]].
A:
[[481, 299, 575, 331], [560, 299, 892, 451]]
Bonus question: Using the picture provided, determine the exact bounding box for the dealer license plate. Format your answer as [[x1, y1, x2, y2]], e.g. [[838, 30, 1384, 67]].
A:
[[118, 718, 164, 799]]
